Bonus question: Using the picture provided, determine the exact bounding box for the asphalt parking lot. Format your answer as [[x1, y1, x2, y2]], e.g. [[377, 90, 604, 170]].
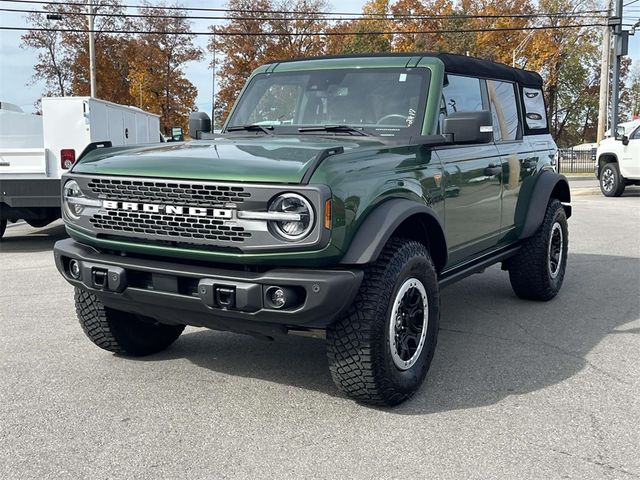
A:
[[1, 190, 639, 479]]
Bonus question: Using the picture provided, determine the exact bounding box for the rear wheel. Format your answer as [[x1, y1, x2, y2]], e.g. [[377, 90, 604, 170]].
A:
[[326, 238, 439, 406], [508, 199, 568, 301], [75, 288, 185, 356], [600, 163, 625, 197]]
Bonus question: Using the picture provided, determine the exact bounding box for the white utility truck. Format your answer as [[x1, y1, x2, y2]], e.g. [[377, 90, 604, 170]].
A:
[[595, 120, 640, 197], [0, 97, 161, 238]]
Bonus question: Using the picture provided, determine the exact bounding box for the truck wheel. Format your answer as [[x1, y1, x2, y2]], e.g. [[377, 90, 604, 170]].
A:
[[0, 218, 6, 240], [326, 238, 439, 406], [74, 288, 185, 356], [508, 199, 568, 301], [600, 163, 626, 197]]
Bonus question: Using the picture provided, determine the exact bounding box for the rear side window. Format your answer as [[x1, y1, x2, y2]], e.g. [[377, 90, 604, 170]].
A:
[[522, 87, 548, 130], [487, 80, 520, 142]]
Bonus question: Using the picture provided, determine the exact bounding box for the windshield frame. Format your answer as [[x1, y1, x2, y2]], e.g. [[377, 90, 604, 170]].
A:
[[224, 67, 431, 138]]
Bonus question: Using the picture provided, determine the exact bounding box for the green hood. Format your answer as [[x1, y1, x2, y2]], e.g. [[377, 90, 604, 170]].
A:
[[73, 136, 383, 184]]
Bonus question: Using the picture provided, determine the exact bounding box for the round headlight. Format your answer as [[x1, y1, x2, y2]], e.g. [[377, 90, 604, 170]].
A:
[[63, 179, 84, 220], [268, 193, 314, 241]]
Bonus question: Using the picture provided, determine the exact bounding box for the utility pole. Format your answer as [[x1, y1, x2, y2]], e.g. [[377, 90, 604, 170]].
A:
[[597, 0, 613, 142], [610, 0, 629, 137], [87, 0, 97, 97], [212, 33, 216, 130]]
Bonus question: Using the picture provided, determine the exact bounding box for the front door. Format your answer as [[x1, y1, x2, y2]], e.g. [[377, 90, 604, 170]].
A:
[[622, 126, 640, 178], [436, 74, 502, 266]]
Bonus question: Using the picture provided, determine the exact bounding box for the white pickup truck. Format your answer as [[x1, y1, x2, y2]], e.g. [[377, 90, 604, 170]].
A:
[[0, 97, 162, 238], [595, 120, 640, 197]]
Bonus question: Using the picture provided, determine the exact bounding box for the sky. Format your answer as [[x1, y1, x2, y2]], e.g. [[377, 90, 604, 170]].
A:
[[0, 0, 638, 116]]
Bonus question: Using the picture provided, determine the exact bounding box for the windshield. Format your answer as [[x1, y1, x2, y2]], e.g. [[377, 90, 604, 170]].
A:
[[226, 68, 430, 137]]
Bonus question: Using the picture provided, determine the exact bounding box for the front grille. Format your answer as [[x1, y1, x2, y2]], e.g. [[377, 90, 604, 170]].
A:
[[87, 178, 251, 207], [90, 210, 252, 243]]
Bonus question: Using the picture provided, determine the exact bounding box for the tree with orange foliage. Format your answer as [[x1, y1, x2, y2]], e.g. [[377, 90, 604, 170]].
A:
[[209, 0, 329, 123]]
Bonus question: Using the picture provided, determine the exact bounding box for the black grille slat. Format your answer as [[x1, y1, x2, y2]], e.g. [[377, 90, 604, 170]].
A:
[[87, 178, 251, 207], [90, 211, 250, 243], [85, 177, 256, 245]]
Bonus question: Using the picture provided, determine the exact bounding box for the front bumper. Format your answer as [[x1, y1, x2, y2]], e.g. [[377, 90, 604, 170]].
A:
[[53, 238, 363, 335]]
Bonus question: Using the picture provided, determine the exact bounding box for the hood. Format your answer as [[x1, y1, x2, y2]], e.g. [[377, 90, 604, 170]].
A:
[[72, 135, 384, 184]]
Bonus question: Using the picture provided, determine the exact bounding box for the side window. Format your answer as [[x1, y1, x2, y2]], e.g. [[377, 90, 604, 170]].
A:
[[631, 127, 640, 140], [522, 87, 548, 130], [442, 75, 484, 115], [487, 80, 520, 142]]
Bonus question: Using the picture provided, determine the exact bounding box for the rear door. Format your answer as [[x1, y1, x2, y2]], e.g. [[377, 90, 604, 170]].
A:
[[486, 79, 536, 240], [435, 74, 503, 266]]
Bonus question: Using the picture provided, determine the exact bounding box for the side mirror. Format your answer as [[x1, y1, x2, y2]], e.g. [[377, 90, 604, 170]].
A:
[[189, 112, 212, 140], [171, 127, 184, 142], [442, 110, 493, 144], [615, 126, 629, 145]]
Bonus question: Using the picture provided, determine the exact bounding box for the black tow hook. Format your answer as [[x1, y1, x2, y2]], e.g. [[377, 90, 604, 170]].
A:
[[215, 286, 236, 309]]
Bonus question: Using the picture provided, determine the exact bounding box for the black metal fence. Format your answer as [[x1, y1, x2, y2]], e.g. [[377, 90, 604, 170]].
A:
[[557, 148, 597, 174]]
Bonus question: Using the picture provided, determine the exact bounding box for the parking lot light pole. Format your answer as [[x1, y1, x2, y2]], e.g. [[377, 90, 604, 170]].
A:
[[87, 0, 97, 97], [610, 0, 629, 136]]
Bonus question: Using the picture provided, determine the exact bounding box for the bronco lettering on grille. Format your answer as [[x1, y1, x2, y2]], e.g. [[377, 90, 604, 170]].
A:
[[102, 200, 233, 219]]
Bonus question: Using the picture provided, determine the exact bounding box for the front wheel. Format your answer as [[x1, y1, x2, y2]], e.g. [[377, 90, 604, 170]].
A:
[[0, 218, 6, 240], [507, 199, 568, 301], [75, 288, 185, 356], [600, 163, 626, 197], [326, 238, 440, 406]]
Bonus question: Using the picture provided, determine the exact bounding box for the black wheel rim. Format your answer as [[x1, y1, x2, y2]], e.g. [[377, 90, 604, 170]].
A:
[[548, 222, 564, 279], [389, 278, 428, 370]]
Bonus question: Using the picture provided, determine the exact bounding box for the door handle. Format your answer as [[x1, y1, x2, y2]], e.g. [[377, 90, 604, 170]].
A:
[[484, 163, 502, 177]]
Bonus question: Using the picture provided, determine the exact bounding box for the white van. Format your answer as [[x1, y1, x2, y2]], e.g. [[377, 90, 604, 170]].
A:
[[0, 97, 161, 238]]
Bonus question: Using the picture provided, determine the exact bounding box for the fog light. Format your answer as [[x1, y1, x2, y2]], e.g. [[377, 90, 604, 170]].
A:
[[265, 286, 301, 310], [270, 287, 286, 308], [69, 259, 81, 279]]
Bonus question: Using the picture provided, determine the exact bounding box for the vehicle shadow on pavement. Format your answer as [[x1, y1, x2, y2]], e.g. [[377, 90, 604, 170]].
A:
[[0, 223, 67, 253], [142, 252, 639, 414]]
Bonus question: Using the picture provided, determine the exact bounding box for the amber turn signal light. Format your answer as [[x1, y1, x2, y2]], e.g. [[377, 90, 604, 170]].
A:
[[324, 199, 332, 229]]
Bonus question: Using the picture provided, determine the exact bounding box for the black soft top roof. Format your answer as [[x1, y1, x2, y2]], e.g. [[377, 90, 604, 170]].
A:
[[270, 52, 544, 88], [434, 53, 543, 88]]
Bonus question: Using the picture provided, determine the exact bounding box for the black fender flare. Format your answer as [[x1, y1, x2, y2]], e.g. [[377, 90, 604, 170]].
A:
[[339, 199, 448, 271], [518, 170, 571, 240]]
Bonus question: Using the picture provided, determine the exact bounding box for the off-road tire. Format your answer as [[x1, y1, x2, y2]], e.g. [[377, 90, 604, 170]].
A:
[[75, 288, 185, 356], [600, 163, 626, 197], [326, 238, 440, 406], [0, 218, 6, 240], [508, 199, 568, 301]]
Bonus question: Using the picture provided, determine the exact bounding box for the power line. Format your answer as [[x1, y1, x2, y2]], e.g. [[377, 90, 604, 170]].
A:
[[0, 5, 608, 22], [0, 0, 609, 19], [623, 0, 638, 6], [1, 23, 609, 36]]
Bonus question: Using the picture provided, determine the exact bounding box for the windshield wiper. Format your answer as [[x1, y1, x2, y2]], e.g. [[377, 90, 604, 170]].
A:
[[226, 124, 274, 135], [298, 125, 371, 136]]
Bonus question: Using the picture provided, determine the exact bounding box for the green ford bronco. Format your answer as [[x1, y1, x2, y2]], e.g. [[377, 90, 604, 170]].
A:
[[54, 53, 571, 405]]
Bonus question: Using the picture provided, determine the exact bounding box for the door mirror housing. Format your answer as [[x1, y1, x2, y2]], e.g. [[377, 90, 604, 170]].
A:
[[615, 126, 629, 145], [189, 112, 212, 140], [442, 110, 493, 144], [170, 127, 184, 142]]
